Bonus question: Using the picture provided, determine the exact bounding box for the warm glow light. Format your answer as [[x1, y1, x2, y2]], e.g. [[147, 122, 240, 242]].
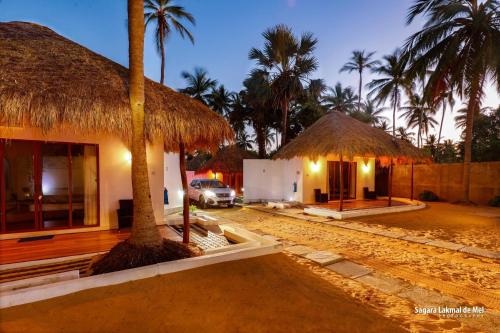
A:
[[177, 190, 184, 199], [310, 161, 320, 173], [124, 151, 132, 164], [362, 163, 370, 173], [241, 187, 245, 192]]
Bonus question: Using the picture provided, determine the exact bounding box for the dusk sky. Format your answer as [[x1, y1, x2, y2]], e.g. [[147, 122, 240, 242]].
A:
[[1, 0, 498, 142]]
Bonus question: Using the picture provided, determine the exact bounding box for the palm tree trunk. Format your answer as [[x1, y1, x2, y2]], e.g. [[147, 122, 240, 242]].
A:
[[463, 79, 480, 203], [281, 98, 289, 146], [256, 125, 266, 158], [179, 141, 190, 244], [159, 30, 166, 85], [392, 91, 397, 137], [358, 70, 362, 112], [437, 103, 445, 146], [128, 0, 161, 246]]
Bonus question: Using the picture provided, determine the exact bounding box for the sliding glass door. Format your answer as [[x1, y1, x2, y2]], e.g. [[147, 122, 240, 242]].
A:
[[0, 139, 99, 233], [327, 161, 357, 200]]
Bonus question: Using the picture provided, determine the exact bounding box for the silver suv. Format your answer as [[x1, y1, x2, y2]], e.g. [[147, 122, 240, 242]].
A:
[[188, 179, 236, 208]]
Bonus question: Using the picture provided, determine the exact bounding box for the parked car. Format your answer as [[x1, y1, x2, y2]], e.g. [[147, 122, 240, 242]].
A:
[[188, 179, 236, 208]]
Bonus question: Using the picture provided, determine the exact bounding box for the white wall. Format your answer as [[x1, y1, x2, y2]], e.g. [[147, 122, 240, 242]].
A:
[[243, 159, 303, 203], [163, 153, 183, 209]]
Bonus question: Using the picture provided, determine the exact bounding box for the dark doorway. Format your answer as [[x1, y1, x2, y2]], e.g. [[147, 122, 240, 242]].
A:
[[375, 160, 389, 196], [327, 161, 356, 200]]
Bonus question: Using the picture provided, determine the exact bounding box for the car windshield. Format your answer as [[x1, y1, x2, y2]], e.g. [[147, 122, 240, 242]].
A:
[[199, 180, 226, 188]]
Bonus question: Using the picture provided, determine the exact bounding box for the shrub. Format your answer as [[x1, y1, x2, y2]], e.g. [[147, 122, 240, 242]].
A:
[[489, 196, 500, 207], [419, 190, 439, 202]]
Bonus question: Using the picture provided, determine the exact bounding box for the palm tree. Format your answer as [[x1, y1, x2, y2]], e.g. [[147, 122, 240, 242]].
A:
[[179, 67, 217, 104], [129, 0, 161, 245], [400, 93, 437, 147], [454, 105, 491, 129], [361, 98, 387, 126], [236, 131, 255, 150], [378, 120, 392, 133], [323, 82, 358, 113], [433, 77, 455, 145], [144, 0, 195, 84], [340, 50, 380, 112], [405, 0, 500, 202], [249, 24, 318, 146], [368, 49, 411, 137], [207, 85, 234, 117], [396, 126, 415, 143]]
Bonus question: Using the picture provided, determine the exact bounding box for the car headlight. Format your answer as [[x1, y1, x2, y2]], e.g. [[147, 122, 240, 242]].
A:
[[204, 190, 216, 198], [230, 190, 236, 197]]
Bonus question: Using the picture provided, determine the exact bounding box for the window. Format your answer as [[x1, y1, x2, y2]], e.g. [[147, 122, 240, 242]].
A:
[[0, 139, 99, 233]]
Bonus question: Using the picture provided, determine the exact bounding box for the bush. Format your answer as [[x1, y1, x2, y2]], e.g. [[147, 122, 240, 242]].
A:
[[489, 196, 500, 207], [419, 190, 439, 202]]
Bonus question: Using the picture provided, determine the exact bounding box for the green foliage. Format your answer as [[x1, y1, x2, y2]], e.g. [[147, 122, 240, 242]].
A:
[[189, 204, 197, 213], [419, 190, 439, 202]]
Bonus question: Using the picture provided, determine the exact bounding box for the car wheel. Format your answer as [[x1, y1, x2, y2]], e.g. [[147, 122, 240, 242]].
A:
[[198, 195, 206, 209]]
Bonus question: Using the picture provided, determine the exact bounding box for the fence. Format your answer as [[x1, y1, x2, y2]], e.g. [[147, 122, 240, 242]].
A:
[[392, 161, 500, 205]]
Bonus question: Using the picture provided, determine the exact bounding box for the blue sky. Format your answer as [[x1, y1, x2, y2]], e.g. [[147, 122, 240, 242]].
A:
[[0, 0, 498, 141]]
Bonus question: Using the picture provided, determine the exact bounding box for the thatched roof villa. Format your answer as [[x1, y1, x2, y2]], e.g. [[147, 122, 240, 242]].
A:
[[244, 111, 427, 212], [196, 145, 257, 194], [0, 22, 232, 238]]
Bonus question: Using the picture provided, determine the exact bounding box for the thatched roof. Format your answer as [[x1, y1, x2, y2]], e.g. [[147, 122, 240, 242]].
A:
[[186, 152, 211, 172], [0, 22, 233, 151], [197, 145, 258, 174], [274, 111, 427, 162]]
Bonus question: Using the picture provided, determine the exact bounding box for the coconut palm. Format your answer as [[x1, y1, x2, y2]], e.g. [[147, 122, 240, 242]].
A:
[[432, 76, 455, 145], [207, 84, 234, 117], [378, 120, 392, 133], [340, 50, 380, 112], [454, 105, 491, 129], [144, 0, 195, 84], [400, 94, 438, 147], [368, 49, 411, 137], [395, 126, 415, 143], [236, 131, 255, 150], [361, 98, 387, 126], [129, 0, 162, 245], [179, 67, 217, 104], [323, 82, 358, 113], [405, 0, 500, 201], [249, 24, 318, 146]]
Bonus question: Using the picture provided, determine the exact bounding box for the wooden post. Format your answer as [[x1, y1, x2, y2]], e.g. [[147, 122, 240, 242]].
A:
[[410, 162, 414, 201], [388, 159, 393, 207], [179, 141, 190, 244], [339, 156, 344, 212]]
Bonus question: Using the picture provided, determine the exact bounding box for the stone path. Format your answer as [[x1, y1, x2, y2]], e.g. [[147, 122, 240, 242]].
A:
[[246, 205, 500, 259], [279, 241, 500, 333]]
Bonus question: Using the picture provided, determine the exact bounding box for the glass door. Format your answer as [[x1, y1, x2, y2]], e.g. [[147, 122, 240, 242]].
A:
[[328, 161, 357, 200], [40, 143, 71, 229], [2, 140, 38, 232]]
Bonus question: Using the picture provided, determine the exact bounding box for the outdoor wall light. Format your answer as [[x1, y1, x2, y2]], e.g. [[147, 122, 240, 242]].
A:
[[310, 161, 320, 173], [362, 163, 370, 174], [124, 151, 132, 164], [241, 187, 245, 192]]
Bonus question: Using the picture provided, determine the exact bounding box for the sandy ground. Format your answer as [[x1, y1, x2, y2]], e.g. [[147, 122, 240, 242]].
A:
[[208, 206, 500, 332], [0, 254, 404, 333], [352, 202, 500, 251]]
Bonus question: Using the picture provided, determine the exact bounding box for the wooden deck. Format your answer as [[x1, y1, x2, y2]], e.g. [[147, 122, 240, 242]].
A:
[[309, 199, 407, 211], [0, 226, 180, 265]]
